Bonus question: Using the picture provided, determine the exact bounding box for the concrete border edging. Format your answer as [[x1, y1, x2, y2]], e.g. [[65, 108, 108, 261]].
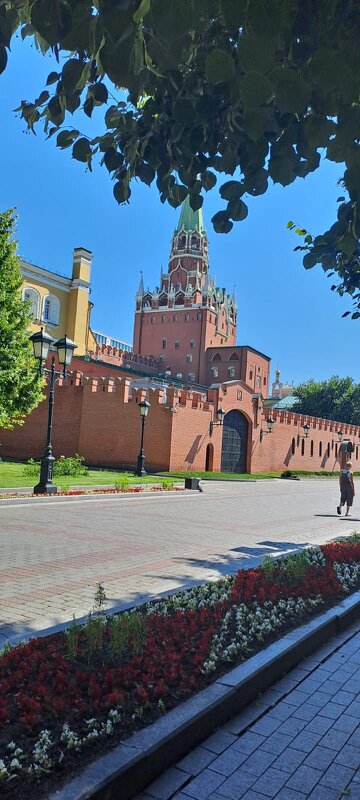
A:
[[49, 591, 360, 800]]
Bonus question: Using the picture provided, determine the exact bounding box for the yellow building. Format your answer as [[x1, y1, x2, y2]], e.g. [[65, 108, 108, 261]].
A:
[[21, 247, 97, 355]]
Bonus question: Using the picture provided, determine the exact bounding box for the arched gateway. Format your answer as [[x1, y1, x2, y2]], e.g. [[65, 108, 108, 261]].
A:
[[221, 410, 248, 473]]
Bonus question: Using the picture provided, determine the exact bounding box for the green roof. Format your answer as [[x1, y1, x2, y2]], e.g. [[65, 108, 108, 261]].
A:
[[175, 195, 205, 234]]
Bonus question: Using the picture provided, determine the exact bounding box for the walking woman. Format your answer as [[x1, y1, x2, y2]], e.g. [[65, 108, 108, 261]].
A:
[[337, 461, 355, 517]]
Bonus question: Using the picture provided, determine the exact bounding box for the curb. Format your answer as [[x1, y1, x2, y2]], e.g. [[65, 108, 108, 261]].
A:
[[49, 591, 360, 800], [0, 488, 191, 507]]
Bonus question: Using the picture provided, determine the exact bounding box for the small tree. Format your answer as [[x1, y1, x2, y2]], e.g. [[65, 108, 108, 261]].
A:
[[0, 209, 43, 428]]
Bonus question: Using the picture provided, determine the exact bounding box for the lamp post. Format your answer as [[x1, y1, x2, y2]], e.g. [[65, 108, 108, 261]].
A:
[[297, 423, 310, 447], [136, 399, 151, 477], [259, 416, 275, 443], [210, 406, 226, 436], [29, 329, 77, 495], [332, 430, 344, 445]]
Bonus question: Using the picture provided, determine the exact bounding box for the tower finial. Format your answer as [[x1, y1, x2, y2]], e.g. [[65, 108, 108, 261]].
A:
[[136, 270, 144, 298]]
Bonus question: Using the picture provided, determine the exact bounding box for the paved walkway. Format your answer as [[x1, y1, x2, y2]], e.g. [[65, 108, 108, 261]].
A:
[[0, 479, 358, 644], [136, 624, 360, 800]]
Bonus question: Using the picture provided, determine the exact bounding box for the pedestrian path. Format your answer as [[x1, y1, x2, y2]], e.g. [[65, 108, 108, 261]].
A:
[[136, 623, 360, 800]]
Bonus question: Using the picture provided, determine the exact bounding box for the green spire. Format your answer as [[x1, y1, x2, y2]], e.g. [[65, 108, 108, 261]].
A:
[[175, 195, 205, 234]]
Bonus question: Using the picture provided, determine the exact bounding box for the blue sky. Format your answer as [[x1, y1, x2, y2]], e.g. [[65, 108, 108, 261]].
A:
[[0, 38, 358, 386]]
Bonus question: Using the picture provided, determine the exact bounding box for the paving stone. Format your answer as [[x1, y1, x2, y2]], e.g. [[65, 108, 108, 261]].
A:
[[318, 701, 345, 720], [274, 789, 306, 800], [260, 732, 294, 756], [182, 768, 226, 800], [292, 704, 319, 722], [319, 762, 355, 790], [332, 714, 359, 734], [273, 677, 299, 693], [232, 732, 266, 756], [208, 747, 248, 777], [251, 768, 288, 797], [303, 745, 336, 771], [347, 727, 360, 748], [240, 749, 277, 777], [291, 730, 322, 754], [177, 746, 217, 777], [345, 700, 360, 718], [266, 702, 295, 722], [285, 764, 324, 794], [203, 731, 238, 754], [335, 742, 360, 769], [240, 792, 271, 800], [320, 726, 352, 751], [223, 707, 262, 735], [146, 767, 191, 800], [271, 747, 306, 775], [303, 716, 334, 735], [285, 690, 312, 708], [250, 717, 282, 736], [298, 691, 330, 709], [316, 679, 345, 696], [275, 718, 306, 737], [331, 689, 357, 706], [307, 785, 339, 800], [215, 770, 257, 799], [344, 782, 360, 799]]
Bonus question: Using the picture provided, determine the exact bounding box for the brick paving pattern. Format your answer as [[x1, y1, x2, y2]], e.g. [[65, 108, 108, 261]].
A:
[[136, 625, 360, 800], [0, 479, 357, 644]]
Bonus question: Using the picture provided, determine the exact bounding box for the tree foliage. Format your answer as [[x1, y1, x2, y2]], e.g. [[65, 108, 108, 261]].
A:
[[1, 1, 360, 312], [293, 376, 360, 426], [0, 209, 43, 429]]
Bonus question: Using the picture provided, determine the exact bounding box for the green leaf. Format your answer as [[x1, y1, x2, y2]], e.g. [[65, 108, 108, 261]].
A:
[[113, 180, 131, 203], [0, 44, 7, 76], [239, 71, 274, 108], [104, 148, 123, 172], [212, 211, 233, 233], [91, 83, 109, 105], [168, 184, 188, 207], [61, 59, 85, 93], [48, 95, 65, 126], [205, 48, 235, 85], [237, 36, 277, 74], [303, 252, 318, 269], [275, 69, 312, 114], [189, 193, 203, 211], [201, 171, 217, 191], [220, 180, 244, 201], [227, 198, 248, 221], [46, 71, 60, 86], [72, 137, 92, 163], [133, 0, 151, 24], [30, 0, 72, 46], [56, 130, 79, 149], [135, 162, 155, 186], [0, 7, 12, 48], [287, 221, 295, 228]]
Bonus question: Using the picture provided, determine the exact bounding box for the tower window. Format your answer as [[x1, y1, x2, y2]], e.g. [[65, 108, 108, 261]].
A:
[[190, 339, 196, 348], [185, 312, 190, 321], [186, 354, 192, 363], [249, 370, 253, 380], [162, 339, 167, 349], [211, 367, 219, 378], [161, 314, 166, 322], [173, 314, 177, 321], [175, 341, 180, 349], [188, 372, 195, 381], [197, 311, 202, 320], [159, 354, 165, 362], [228, 367, 235, 378], [151, 315, 155, 324], [263, 376, 266, 385]]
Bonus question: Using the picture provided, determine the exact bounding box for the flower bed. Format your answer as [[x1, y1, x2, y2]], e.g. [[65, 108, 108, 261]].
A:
[[1, 539, 360, 799], [0, 485, 184, 500]]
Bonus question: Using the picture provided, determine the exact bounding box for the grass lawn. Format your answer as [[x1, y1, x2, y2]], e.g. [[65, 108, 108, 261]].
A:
[[0, 461, 169, 489], [159, 470, 280, 480]]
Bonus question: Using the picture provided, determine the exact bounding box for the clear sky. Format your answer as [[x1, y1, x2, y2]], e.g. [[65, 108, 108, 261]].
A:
[[0, 38, 358, 387]]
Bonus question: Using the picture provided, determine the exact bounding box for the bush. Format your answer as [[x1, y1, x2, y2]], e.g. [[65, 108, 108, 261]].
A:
[[114, 473, 130, 490], [23, 454, 88, 478]]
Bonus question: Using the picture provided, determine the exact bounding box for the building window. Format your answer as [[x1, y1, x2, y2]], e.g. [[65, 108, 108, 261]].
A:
[[356, 445, 359, 460], [185, 312, 190, 321], [291, 437, 296, 455], [197, 311, 202, 320], [301, 439, 305, 456], [327, 442, 330, 457], [175, 341, 180, 349], [228, 367, 235, 378], [22, 287, 40, 319], [173, 314, 177, 321], [188, 372, 195, 381], [159, 355, 165, 362], [162, 339, 167, 349], [186, 354, 192, 363], [335, 443, 338, 458], [161, 314, 166, 322], [211, 367, 219, 378], [263, 376, 266, 386], [151, 315, 155, 324], [190, 339, 196, 348], [256, 376, 261, 387], [319, 441, 322, 457], [42, 293, 60, 325], [310, 440, 314, 457], [249, 371, 253, 380]]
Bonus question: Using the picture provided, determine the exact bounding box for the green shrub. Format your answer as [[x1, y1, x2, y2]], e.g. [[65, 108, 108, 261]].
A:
[[114, 473, 130, 490], [162, 478, 174, 490], [23, 454, 88, 478]]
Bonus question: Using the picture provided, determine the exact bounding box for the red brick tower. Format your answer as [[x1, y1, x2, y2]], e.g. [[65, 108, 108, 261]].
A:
[[133, 198, 237, 384]]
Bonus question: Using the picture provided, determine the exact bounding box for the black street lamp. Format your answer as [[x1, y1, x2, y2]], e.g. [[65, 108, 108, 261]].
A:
[[136, 399, 151, 477], [260, 416, 275, 443], [29, 329, 77, 495], [297, 423, 311, 447], [209, 406, 226, 436]]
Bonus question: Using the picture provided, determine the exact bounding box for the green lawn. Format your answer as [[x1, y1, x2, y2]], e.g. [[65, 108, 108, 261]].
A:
[[0, 461, 169, 489], [159, 470, 280, 480]]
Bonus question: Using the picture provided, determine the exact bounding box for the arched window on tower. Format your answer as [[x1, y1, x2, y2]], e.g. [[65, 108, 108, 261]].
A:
[[185, 312, 190, 321], [42, 293, 60, 325], [191, 234, 199, 250], [22, 287, 40, 320], [179, 235, 186, 249], [211, 352, 222, 362]]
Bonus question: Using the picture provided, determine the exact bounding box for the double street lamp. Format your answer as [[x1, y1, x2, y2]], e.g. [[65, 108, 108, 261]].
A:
[[136, 399, 151, 477], [29, 328, 77, 495]]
